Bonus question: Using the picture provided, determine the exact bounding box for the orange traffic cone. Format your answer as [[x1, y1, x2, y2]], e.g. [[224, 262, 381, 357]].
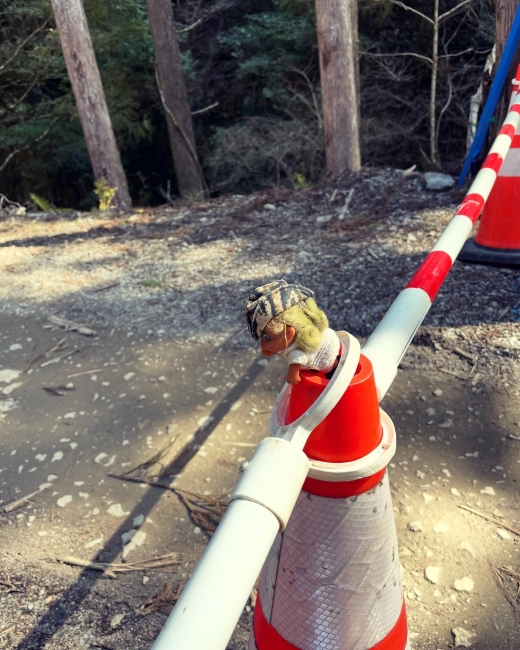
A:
[[248, 356, 410, 650], [459, 66, 520, 266]]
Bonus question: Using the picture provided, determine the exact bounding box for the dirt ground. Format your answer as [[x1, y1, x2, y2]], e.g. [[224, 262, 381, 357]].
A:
[[0, 168, 519, 650]]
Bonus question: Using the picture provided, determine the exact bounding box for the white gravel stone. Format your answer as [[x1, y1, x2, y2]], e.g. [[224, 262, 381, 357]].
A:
[[94, 452, 108, 464], [408, 521, 422, 532], [451, 488, 461, 497], [422, 493, 435, 504], [425, 566, 441, 584], [2, 382, 22, 396], [426, 407, 436, 416], [457, 541, 476, 557], [56, 495, 73, 508], [203, 386, 218, 394], [438, 418, 454, 429], [110, 614, 125, 628], [452, 627, 477, 647], [107, 503, 129, 517], [124, 372, 135, 381], [0, 369, 21, 383], [425, 172, 455, 191], [433, 522, 450, 533], [9, 343, 22, 351], [51, 451, 64, 462], [496, 528, 511, 540], [197, 415, 214, 429], [122, 530, 147, 559], [85, 537, 104, 549], [453, 576, 474, 592], [480, 486, 495, 496], [433, 388, 443, 396]]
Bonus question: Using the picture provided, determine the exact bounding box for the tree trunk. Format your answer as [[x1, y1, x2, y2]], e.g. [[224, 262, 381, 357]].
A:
[[315, 0, 361, 176], [146, 0, 205, 199], [494, 0, 520, 131], [50, 0, 131, 210]]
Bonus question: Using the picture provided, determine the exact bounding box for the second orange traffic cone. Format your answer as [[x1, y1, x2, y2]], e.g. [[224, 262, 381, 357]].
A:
[[459, 65, 520, 266]]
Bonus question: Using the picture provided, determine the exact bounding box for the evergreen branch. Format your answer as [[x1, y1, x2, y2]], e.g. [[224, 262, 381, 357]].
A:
[[388, 1, 433, 24], [0, 116, 60, 173], [154, 65, 209, 197], [0, 17, 51, 74], [439, 0, 472, 23]]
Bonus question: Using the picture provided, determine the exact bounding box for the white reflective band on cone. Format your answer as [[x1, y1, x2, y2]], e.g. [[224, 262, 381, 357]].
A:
[[256, 472, 403, 649]]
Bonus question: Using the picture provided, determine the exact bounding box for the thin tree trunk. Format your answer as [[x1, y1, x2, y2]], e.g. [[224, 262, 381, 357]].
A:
[[146, 0, 205, 199], [493, 0, 520, 134], [430, 0, 440, 167], [50, 0, 131, 210], [315, 0, 361, 176]]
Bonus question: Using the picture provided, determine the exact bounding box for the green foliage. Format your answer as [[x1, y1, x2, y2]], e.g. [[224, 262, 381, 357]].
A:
[[29, 192, 52, 211], [93, 178, 117, 211]]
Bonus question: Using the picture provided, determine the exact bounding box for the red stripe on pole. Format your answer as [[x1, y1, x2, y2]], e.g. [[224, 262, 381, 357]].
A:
[[405, 251, 453, 301], [456, 192, 485, 224], [512, 135, 520, 149], [499, 124, 516, 138], [481, 153, 503, 173], [511, 105, 520, 115], [303, 469, 386, 498], [253, 594, 408, 650]]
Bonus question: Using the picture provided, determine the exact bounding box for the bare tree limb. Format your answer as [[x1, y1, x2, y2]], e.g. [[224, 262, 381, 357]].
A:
[[177, 17, 204, 33], [283, 62, 323, 129], [361, 50, 433, 66], [0, 17, 51, 73], [0, 116, 61, 173], [154, 65, 209, 196], [191, 102, 219, 116], [389, 0, 433, 24], [439, 0, 472, 23]]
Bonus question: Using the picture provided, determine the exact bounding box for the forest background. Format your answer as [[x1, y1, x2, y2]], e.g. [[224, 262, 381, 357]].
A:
[[0, 0, 497, 210]]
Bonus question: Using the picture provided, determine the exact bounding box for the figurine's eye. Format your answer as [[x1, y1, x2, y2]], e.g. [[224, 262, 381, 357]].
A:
[[262, 333, 270, 342]]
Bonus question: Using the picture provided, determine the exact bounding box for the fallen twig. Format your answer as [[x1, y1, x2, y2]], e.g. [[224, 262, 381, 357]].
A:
[[137, 581, 185, 615], [4, 485, 49, 513], [58, 552, 180, 578], [453, 347, 476, 362], [67, 368, 103, 378], [459, 505, 520, 537], [91, 282, 119, 293], [40, 348, 80, 368], [44, 315, 97, 337], [0, 625, 15, 638], [25, 337, 67, 371], [121, 437, 177, 478]]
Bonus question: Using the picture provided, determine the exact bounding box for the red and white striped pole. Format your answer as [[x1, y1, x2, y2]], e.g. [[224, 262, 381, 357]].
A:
[[363, 84, 520, 400]]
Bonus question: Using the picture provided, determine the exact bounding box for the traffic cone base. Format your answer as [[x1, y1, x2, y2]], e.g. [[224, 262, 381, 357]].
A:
[[250, 472, 409, 650], [458, 238, 520, 267]]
